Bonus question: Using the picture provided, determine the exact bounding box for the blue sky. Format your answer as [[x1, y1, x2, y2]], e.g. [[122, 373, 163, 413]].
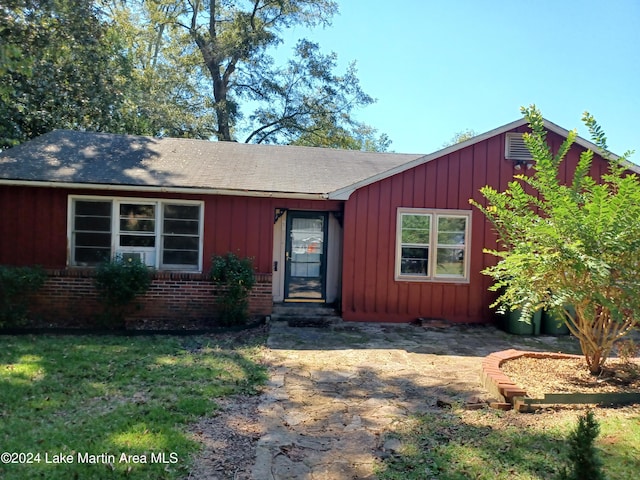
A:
[[277, 0, 639, 161]]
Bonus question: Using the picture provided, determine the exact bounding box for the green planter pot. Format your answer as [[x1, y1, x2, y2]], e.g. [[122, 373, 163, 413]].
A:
[[541, 307, 572, 336], [500, 309, 542, 335]]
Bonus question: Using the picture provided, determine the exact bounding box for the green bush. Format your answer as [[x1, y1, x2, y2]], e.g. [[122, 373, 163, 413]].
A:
[[210, 253, 255, 326], [558, 410, 607, 480], [94, 256, 153, 327], [0, 265, 46, 327]]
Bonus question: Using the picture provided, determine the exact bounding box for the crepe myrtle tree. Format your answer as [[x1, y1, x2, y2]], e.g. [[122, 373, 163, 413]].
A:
[[471, 105, 640, 374]]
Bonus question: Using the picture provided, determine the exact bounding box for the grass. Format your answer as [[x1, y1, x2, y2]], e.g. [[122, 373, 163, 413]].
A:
[[0, 332, 267, 479], [377, 407, 640, 480]]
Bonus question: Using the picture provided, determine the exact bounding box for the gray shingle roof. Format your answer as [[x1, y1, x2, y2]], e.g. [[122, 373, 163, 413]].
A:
[[0, 130, 425, 198]]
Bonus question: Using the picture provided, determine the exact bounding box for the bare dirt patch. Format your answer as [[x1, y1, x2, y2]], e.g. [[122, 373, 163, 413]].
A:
[[187, 394, 264, 480], [501, 356, 640, 399]]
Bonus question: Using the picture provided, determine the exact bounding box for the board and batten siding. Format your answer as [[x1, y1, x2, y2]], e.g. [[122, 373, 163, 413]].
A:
[[0, 185, 341, 275], [340, 127, 612, 323]]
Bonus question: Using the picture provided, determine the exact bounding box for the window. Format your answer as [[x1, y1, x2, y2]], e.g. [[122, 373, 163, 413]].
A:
[[72, 200, 112, 265], [162, 204, 201, 267], [70, 197, 203, 271], [396, 208, 471, 282]]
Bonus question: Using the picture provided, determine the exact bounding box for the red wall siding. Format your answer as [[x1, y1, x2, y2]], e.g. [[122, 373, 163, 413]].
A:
[[0, 186, 68, 267], [0, 185, 340, 274], [341, 128, 613, 323]]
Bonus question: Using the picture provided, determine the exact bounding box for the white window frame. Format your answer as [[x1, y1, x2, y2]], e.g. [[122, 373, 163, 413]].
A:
[[395, 207, 471, 283], [68, 195, 204, 272], [116, 200, 158, 267]]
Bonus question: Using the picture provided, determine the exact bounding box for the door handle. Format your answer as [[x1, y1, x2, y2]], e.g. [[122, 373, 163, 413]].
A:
[[285, 252, 291, 261]]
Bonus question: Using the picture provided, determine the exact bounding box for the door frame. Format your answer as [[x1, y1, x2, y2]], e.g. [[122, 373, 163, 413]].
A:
[[283, 211, 329, 302]]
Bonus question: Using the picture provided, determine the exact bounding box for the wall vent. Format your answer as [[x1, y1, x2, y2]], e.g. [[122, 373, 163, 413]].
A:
[[505, 133, 533, 161]]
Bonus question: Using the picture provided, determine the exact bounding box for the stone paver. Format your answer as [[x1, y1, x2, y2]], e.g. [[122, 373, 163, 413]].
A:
[[251, 321, 580, 479]]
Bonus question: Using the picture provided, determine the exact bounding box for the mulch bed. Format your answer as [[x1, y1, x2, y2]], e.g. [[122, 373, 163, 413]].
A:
[[501, 356, 640, 400]]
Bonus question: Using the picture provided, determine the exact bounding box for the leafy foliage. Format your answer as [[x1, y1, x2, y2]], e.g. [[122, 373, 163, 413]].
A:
[[442, 128, 477, 147], [94, 256, 153, 327], [0, 0, 135, 149], [471, 105, 640, 373], [210, 253, 256, 326], [2, 0, 388, 150], [115, 0, 386, 149], [103, 0, 218, 139], [558, 411, 606, 480], [0, 265, 46, 327], [242, 39, 377, 145]]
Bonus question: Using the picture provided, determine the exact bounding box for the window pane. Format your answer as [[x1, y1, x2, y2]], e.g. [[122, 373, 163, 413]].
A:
[[119, 219, 155, 232], [400, 246, 428, 275], [120, 235, 156, 247], [75, 201, 111, 216], [72, 200, 113, 266], [163, 219, 199, 235], [162, 250, 199, 266], [401, 214, 430, 244], [120, 204, 155, 218], [164, 204, 200, 220], [75, 232, 111, 248], [437, 231, 466, 244], [163, 236, 199, 250], [436, 248, 465, 276], [162, 204, 200, 268], [75, 216, 111, 232], [437, 217, 466, 244], [74, 247, 111, 264], [119, 204, 155, 234]]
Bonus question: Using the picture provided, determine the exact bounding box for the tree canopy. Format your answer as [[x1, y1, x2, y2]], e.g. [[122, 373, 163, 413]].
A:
[[1, 0, 389, 151], [443, 128, 477, 147], [471, 105, 640, 374], [0, 0, 133, 148]]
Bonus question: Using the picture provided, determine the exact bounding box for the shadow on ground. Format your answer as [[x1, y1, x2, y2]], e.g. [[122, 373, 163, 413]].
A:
[[251, 321, 587, 479]]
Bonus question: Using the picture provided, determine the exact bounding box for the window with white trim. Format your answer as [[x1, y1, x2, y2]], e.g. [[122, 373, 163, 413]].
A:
[[70, 197, 203, 271], [396, 208, 471, 282]]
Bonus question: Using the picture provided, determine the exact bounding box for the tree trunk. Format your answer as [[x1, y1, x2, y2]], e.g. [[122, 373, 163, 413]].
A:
[[189, 1, 234, 142], [573, 305, 628, 375], [213, 77, 232, 141], [582, 342, 604, 375]]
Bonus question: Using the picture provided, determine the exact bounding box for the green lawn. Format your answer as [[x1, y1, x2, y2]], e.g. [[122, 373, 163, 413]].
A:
[[378, 407, 640, 480], [0, 332, 267, 479]]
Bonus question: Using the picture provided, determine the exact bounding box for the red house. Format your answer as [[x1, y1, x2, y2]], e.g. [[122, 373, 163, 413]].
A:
[[0, 118, 633, 325]]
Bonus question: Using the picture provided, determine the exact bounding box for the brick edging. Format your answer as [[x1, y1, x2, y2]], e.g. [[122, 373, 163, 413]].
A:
[[480, 349, 582, 410]]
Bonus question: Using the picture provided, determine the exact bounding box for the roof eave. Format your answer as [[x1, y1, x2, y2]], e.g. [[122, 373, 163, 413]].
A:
[[541, 119, 640, 174], [0, 178, 330, 200]]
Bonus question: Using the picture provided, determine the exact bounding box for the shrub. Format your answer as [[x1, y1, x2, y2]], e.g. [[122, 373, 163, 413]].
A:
[[94, 256, 153, 327], [210, 253, 255, 326], [0, 265, 46, 327], [472, 106, 640, 374], [558, 410, 606, 480]]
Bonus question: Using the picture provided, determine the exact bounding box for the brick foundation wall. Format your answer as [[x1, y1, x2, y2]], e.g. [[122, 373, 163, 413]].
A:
[[28, 269, 273, 328]]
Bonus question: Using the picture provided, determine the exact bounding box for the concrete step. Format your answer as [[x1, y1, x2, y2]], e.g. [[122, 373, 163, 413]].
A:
[[271, 303, 342, 327]]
